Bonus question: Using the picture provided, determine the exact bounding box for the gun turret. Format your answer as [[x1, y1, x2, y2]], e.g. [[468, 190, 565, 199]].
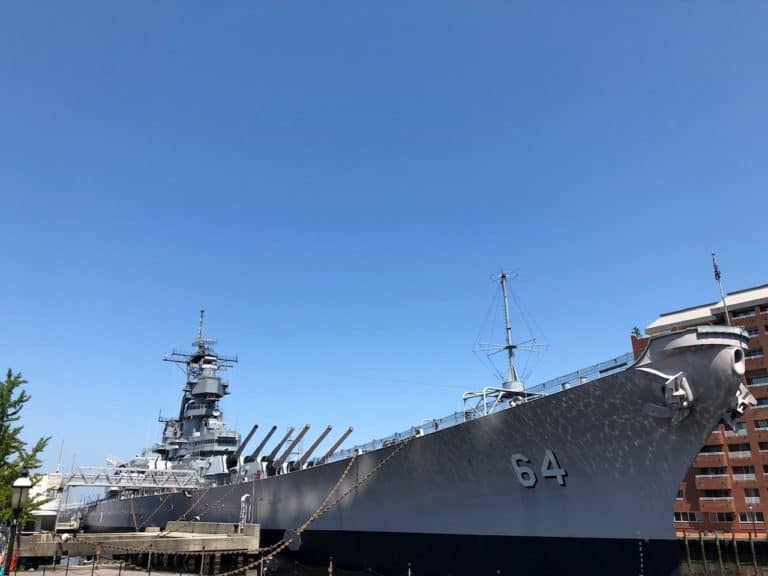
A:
[[226, 424, 258, 469], [245, 425, 277, 464], [318, 427, 354, 464], [275, 425, 311, 473], [292, 425, 333, 471]]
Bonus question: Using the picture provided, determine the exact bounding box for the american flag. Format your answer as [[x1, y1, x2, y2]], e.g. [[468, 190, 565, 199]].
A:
[[712, 252, 722, 281]]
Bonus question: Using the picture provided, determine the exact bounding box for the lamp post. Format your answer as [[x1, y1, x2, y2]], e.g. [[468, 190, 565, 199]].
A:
[[4, 470, 32, 576]]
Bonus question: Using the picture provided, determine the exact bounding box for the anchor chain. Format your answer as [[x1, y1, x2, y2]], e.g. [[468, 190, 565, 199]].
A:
[[130, 496, 138, 532], [215, 435, 415, 576], [78, 433, 414, 576], [137, 490, 177, 531]]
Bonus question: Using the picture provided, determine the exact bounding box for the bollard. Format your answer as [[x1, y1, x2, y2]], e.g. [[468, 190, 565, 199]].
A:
[[328, 556, 333, 576]]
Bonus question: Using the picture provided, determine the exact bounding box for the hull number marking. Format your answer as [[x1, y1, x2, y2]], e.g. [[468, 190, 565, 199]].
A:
[[511, 449, 567, 488]]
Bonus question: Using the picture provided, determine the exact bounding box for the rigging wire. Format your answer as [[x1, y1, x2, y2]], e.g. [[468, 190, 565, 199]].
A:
[[472, 272, 549, 387], [472, 283, 507, 384]]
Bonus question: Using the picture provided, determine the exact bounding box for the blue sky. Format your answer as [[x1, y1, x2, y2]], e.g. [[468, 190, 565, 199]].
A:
[[1, 2, 767, 472]]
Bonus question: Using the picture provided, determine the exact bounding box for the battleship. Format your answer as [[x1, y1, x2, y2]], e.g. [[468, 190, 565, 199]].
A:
[[64, 275, 756, 575]]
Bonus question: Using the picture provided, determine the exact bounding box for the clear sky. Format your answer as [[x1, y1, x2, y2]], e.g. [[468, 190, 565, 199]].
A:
[[1, 2, 767, 473]]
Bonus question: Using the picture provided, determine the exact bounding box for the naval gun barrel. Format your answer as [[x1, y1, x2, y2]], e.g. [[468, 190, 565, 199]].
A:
[[226, 424, 259, 469], [245, 425, 277, 463], [319, 426, 354, 463], [275, 424, 311, 472], [297, 425, 333, 469], [267, 427, 295, 462]]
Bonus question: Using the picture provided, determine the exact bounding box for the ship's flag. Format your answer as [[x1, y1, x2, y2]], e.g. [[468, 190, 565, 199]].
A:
[[712, 252, 722, 281]]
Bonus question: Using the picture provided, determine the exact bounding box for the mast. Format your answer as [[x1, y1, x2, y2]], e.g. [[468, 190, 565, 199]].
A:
[[499, 271, 522, 391], [197, 309, 205, 342], [712, 252, 731, 326]]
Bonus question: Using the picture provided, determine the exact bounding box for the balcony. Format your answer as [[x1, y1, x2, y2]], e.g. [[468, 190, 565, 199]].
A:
[[700, 497, 735, 512], [725, 429, 749, 438], [694, 453, 728, 467], [733, 473, 758, 482], [729, 451, 754, 461], [695, 475, 732, 490], [746, 497, 762, 505]]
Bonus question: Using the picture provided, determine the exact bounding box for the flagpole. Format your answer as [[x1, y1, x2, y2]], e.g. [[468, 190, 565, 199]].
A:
[[711, 251, 731, 326]]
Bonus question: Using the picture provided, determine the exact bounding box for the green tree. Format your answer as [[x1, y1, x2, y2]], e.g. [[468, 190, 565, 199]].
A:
[[0, 369, 50, 521]]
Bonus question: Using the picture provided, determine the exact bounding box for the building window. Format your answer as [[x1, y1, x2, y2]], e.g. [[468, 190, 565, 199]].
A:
[[746, 348, 764, 359], [748, 328, 761, 338], [746, 488, 760, 497], [674, 511, 701, 522], [701, 444, 724, 453], [756, 420, 768, 430], [710, 512, 735, 523], [704, 489, 731, 498], [751, 377, 768, 387], [729, 443, 751, 452], [740, 511, 765, 523], [697, 467, 727, 476], [757, 398, 768, 407], [759, 442, 768, 451], [677, 489, 684, 499]]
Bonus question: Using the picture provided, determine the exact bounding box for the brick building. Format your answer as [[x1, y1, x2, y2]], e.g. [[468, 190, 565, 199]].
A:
[[633, 284, 768, 536]]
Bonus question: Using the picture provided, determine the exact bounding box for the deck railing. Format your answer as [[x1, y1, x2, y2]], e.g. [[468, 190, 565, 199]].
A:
[[326, 352, 634, 463]]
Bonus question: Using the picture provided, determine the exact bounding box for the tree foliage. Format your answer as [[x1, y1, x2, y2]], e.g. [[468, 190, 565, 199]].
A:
[[0, 369, 50, 521]]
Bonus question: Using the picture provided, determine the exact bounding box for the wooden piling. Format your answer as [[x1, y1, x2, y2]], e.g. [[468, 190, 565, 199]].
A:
[[701, 531, 709, 574]]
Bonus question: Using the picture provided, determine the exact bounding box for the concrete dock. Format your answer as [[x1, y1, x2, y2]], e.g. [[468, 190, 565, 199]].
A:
[[17, 522, 260, 562]]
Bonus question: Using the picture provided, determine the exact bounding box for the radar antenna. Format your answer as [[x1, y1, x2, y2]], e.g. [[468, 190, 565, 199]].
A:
[[164, 311, 237, 370]]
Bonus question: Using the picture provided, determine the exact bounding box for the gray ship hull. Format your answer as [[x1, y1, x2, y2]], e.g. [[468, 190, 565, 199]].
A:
[[80, 327, 749, 575]]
